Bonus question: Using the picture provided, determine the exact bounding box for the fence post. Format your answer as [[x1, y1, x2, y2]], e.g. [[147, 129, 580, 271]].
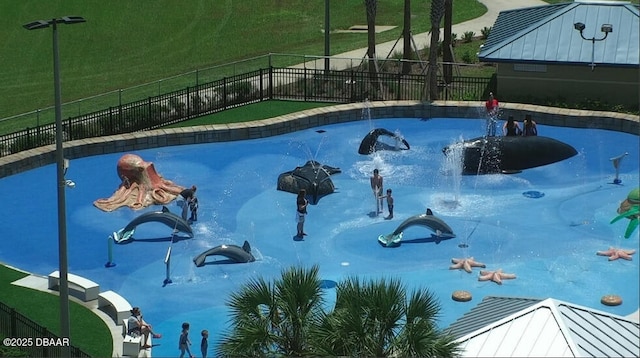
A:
[[10, 308, 17, 336], [268, 66, 273, 100], [40, 325, 49, 357], [303, 68, 308, 101], [186, 86, 190, 118], [222, 78, 227, 109], [259, 68, 264, 101]]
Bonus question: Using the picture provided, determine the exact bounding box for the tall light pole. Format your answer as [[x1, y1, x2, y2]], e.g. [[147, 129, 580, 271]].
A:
[[324, 0, 330, 73], [23, 16, 85, 353], [573, 22, 613, 71]]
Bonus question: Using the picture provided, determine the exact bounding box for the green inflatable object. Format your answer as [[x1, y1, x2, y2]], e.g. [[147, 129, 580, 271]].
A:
[[610, 188, 640, 239]]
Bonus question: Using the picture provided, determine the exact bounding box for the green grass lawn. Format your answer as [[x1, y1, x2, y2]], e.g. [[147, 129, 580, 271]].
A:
[[0, 265, 112, 357], [0, 0, 486, 121], [167, 100, 336, 127]]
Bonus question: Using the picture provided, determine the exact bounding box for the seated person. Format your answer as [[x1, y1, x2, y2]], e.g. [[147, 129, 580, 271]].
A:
[[128, 307, 162, 349], [522, 114, 538, 136], [502, 116, 522, 136]]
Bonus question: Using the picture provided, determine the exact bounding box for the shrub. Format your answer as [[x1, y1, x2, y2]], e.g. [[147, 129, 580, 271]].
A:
[[461, 50, 475, 64], [463, 31, 475, 43], [481, 26, 491, 39]]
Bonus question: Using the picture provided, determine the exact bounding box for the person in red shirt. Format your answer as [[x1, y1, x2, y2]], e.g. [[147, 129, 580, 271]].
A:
[[485, 92, 499, 117], [484, 92, 499, 136]]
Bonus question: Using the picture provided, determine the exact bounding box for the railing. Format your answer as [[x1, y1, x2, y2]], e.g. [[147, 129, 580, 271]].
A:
[[0, 301, 91, 357], [0, 66, 492, 158]]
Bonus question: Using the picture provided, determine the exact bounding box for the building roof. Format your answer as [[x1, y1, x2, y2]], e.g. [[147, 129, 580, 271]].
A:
[[450, 296, 640, 358], [478, 1, 640, 67]]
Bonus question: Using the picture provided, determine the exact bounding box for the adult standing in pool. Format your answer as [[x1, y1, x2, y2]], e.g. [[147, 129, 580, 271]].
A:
[[296, 189, 308, 238], [370, 169, 384, 215], [484, 92, 499, 136], [179, 185, 197, 221]]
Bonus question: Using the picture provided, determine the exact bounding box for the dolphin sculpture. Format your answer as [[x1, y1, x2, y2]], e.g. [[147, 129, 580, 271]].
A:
[[111, 206, 193, 243], [277, 160, 341, 204], [358, 128, 410, 155], [193, 240, 255, 266], [442, 136, 578, 175], [378, 209, 456, 247]]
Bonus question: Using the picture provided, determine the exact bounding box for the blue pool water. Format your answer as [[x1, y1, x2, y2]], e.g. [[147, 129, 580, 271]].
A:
[[1, 117, 638, 356]]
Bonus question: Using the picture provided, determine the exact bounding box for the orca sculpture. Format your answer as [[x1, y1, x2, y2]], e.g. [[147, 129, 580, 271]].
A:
[[193, 240, 255, 266], [358, 128, 410, 155], [277, 160, 341, 204], [443, 136, 578, 175]]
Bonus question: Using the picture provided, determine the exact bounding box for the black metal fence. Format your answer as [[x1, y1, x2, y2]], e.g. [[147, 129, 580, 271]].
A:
[[0, 301, 91, 357], [0, 67, 492, 158]]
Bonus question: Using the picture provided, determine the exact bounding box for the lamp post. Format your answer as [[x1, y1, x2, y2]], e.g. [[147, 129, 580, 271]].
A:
[[324, 0, 330, 73], [573, 22, 613, 71], [23, 16, 85, 353]]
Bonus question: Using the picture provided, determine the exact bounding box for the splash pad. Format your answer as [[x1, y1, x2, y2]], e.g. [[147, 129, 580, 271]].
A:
[[0, 117, 637, 357]]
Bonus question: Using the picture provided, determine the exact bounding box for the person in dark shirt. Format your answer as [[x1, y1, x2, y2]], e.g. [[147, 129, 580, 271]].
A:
[[522, 114, 538, 136], [179, 185, 197, 221], [503, 116, 522, 136], [296, 189, 308, 238]]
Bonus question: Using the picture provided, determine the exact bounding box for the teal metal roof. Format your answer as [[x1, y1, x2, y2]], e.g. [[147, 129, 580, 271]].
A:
[[478, 1, 640, 67]]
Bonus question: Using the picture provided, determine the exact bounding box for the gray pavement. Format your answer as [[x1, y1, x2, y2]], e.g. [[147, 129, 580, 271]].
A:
[[294, 0, 548, 70]]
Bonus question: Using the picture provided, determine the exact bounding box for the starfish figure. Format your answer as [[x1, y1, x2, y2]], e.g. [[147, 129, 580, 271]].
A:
[[478, 269, 516, 285], [596, 247, 636, 261], [450, 257, 486, 273]]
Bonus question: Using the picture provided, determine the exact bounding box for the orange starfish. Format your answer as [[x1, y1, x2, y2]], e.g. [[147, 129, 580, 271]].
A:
[[596, 247, 636, 261], [450, 257, 486, 273], [478, 269, 516, 285]]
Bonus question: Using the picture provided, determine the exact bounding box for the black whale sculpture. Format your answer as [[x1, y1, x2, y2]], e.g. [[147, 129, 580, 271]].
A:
[[277, 160, 341, 204], [358, 128, 410, 155], [443, 136, 578, 175]]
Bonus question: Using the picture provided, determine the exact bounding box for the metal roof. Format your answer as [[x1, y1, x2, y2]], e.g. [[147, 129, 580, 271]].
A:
[[446, 296, 543, 339], [478, 1, 640, 67], [451, 297, 640, 357]]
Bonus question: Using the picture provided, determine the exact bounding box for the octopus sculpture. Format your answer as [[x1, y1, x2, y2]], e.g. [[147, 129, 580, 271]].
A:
[[610, 187, 640, 239], [94, 154, 185, 212]]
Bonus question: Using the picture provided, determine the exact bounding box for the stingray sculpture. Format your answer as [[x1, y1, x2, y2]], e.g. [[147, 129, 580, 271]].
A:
[[610, 188, 639, 239], [94, 154, 185, 212]]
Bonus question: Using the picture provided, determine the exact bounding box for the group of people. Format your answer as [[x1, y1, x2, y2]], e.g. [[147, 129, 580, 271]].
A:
[[485, 93, 538, 137], [502, 114, 538, 137], [295, 168, 395, 238], [371, 168, 394, 220], [127, 307, 209, 358], [178, 321, 209, 358]]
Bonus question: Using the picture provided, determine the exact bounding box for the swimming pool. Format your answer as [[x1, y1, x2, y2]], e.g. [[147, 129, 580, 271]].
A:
[[1, 117, 638, 356]]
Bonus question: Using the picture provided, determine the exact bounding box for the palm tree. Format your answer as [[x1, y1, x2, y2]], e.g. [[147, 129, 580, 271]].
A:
[[365, 0, 379, 94], [216, 265, 324, 357], [402, 0, 412, 74], [427, 0, 446, 101], [443, 0, 454, 84], [312, 276, 461, 357]]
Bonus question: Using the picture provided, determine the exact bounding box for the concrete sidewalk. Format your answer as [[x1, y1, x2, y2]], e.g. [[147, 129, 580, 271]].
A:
[[295, 0, 547, 70]]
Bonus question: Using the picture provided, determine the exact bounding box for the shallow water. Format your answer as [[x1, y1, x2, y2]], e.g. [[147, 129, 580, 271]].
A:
[[1, 117, 638, 356]]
